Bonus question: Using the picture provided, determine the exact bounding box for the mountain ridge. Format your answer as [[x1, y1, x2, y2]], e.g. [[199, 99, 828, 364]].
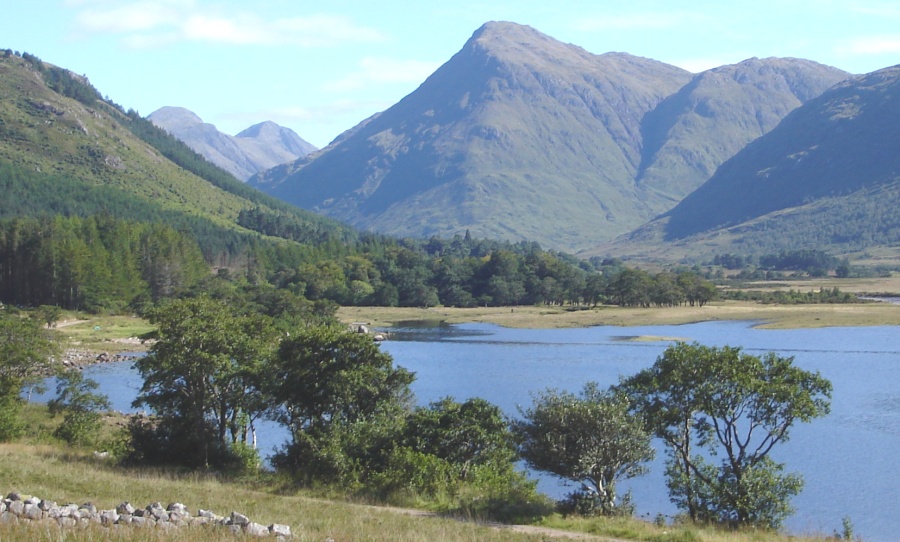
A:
[[149, 106, 316, 181], [249, 22, 848, 251], [583, 65, 900, 261]]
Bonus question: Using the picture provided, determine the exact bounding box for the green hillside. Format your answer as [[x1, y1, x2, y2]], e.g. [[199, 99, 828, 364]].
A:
[[637, 57, 847, 204], [0, 51, 353, 257]]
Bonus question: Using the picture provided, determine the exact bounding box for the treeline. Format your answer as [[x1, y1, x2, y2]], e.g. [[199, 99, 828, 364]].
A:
[[20, 52, 102, 106], [603, 268, 718, 307], [0, 215, 207, 311], [0, 213, 724, 313], [0, 161, 260, 264], [712, 249, 854, 278], [722, 287, 860, 304]]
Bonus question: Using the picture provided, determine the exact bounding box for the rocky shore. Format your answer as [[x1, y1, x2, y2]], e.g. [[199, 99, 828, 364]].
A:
[[59, 349, 141, 369]]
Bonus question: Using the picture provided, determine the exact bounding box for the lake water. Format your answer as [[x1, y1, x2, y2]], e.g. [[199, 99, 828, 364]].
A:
[[38, 321, 900, 540]]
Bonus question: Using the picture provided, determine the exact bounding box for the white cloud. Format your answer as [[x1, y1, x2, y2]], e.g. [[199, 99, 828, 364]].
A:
[[75, 0, 188, 33], [323, 57, 441, 93], [68, 1, 385, 48], [840, 35, 900, 55]]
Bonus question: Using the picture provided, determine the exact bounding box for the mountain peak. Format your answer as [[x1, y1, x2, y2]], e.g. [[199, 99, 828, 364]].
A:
[[147, 106, 204, 128], [236, 121, 280, 139], [149, 107, 315, 181], [463, 21, 592, 66]]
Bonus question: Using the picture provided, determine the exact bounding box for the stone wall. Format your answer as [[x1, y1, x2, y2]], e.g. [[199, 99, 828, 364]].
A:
[[0, 491, 292, 539]]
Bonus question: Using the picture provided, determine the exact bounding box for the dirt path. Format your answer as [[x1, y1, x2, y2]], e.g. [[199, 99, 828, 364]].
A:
[[54, 319, 89, 328], [370, 505, 628, 541]]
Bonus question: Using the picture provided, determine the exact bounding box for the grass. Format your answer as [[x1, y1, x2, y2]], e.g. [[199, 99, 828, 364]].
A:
[[52, 313, 154, 355], [338, 299, 900, 331], [1, 404, 842, 542]]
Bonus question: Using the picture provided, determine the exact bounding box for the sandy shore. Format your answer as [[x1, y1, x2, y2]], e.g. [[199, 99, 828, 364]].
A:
[[337, 300, 900, 330]]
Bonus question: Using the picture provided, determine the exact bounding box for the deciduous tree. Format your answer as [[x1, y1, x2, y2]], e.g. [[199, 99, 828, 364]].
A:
[[0, 309, 57, 439], [132, 296, 277, 468], [617, 342, 832, 528], [266, 325, 414, 483], [515, 383, 654, 515]]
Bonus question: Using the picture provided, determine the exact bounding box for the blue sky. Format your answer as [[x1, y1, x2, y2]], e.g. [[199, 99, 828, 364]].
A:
[[4, 0, 899, 147]]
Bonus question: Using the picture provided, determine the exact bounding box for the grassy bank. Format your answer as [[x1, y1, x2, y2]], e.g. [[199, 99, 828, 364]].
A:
[[54, 313, 154, 355], [0, 433, 840, 542]]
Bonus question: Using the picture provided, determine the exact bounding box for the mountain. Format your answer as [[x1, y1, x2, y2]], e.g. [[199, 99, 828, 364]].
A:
[[149, 106, 316, 181], [0, 51, 350, 254], [637, 57, 848, 204], [250, 22, 693, 251], [585, 65, 900, 261], [249, 22, 847, 252]]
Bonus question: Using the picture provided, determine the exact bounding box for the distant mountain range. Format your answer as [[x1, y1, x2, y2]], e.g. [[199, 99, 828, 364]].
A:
[[149, 106, 316, 181], [585, 64, 900, 261], [248, 22, 848, 252]]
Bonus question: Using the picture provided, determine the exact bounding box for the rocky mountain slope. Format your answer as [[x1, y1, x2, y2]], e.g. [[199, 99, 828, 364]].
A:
[[250, 22, 847, 251], [638, 57, 848, 205], [149, 106, 316, 181], [585, 65, 900, 261]]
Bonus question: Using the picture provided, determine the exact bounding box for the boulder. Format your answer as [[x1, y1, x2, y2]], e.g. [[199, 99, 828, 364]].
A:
[[270, 523, 292, 537], [245, 521, 269, 536]]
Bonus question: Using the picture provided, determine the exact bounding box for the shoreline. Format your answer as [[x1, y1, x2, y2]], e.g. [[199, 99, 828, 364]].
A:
[[337, 300, 900, 330]]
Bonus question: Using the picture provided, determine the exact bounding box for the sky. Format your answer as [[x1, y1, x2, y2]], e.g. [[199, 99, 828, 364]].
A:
[[3, 0, 899, 148]]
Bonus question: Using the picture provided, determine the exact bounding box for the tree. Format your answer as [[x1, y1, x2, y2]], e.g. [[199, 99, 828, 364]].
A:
[[33, 305, 62, 329], [266, 325, 414, 483], [515, 383, 654, 515], [607, 268, 652, 307], [48, 369, 111, 445], [0, 309, 57, 439], [132, 296, 277, 468], [403, 397, 517, 479], [617, 342, 832, 529]]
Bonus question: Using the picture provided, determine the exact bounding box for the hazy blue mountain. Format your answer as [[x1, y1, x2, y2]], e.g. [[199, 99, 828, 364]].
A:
[[149, 107, 316, 181]]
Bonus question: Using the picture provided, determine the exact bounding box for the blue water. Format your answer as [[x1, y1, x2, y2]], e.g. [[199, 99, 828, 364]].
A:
[[36, 321, 900, 540]]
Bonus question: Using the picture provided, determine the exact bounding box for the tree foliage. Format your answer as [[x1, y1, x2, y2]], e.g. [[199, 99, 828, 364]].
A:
[[617, 342, 832, 528], [266, 325, 414, 483], [0, 215, 207, 311], [0, 309, 58, 440], [515, 383, 654, 515], [131, 297, 278, 468], [48, 369, 111, 445]]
